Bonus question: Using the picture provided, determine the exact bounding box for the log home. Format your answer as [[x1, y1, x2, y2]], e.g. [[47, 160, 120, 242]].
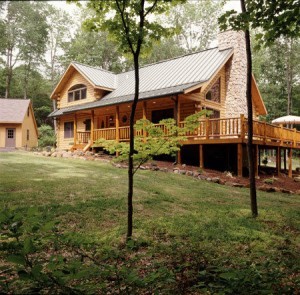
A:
[[49, 31, 300, 177]]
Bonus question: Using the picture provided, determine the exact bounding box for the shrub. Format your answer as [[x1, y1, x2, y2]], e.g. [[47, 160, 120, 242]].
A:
[[38, 124, 56, 147]]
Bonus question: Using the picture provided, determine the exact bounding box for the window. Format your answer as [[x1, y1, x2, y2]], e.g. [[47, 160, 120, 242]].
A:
[[68, 84, 87, 102], [7, 129, 14, 138], [27, 130, 29, 141], [205, 78, 221, 103], [64, 122, 74, 138], [27, 107, 30, 117]]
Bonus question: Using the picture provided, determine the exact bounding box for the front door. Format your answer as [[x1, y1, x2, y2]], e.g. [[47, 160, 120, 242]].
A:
[[6, 128, 16, 147]]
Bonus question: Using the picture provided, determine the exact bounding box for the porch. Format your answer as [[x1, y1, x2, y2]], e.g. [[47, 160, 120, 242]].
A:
[[75, 115, 300, 149], [73, 115, 300, 178]]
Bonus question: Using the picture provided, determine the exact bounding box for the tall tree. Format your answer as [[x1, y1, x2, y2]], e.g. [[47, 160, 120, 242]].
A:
[[0, 1, 49, 98], [219, 0, 300, 217], [83, 0, 185, 240], [62, 30, 124, 73], [166, 0, 225, 52], [253, 37, 300, 120], [45, 5, 74, 89]]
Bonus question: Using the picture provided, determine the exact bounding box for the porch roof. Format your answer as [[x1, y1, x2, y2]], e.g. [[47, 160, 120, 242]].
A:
[[49, 81, 201, 117]]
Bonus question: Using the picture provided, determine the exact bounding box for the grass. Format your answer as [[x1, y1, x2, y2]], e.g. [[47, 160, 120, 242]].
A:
[[0, 151, 299, 294]]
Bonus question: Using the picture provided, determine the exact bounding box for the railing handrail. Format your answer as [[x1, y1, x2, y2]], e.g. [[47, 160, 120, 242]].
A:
[[86, 116, 300, 147]]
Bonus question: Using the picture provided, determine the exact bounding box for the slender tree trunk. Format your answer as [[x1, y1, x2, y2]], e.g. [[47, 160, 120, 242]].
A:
[[5, 48, 13, 99], [241, 0, 258, 217], [286, 39, 293, 115], [127, 53, 140, 240]]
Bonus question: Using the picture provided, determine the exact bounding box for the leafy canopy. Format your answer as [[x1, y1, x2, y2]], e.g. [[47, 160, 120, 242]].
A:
[[82, 0, 186, 56], [219, 0, 300, 47]]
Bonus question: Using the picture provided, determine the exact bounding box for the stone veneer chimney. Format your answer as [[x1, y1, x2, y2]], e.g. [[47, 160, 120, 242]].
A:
[[218, 30, 247, 117]]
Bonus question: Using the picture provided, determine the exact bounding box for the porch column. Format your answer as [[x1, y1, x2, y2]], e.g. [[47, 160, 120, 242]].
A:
[[199, 144, 204, 169], [142, 101, 147, 141], [73, 114, 77, 146], [276, 147, 281, 176], [91, 110, 94, 144], [288, 148, 293, 178], [142, 101, 147, 120], [115, 106, 120, 142], [237, 143, 243, 177], [174, 95, 181, 164]]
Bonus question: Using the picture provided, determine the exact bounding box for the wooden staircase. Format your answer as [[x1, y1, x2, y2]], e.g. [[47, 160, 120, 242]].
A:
[[71, 142, 92, 152]]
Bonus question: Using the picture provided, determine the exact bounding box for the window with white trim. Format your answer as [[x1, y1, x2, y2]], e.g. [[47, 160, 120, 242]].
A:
[[68, 84, 87, 102]]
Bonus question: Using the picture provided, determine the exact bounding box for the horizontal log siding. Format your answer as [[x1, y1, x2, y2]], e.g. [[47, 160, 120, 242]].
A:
[[57, 115, 75, 150], [180, 101, 196, 120], [58, 71, 96, 109]]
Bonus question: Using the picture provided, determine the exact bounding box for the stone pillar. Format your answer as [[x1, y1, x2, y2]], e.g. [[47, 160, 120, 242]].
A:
[[218, 30, 247, 118]]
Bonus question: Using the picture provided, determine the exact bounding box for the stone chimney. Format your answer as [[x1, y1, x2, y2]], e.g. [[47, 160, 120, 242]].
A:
[[218, 30, 247, 117]]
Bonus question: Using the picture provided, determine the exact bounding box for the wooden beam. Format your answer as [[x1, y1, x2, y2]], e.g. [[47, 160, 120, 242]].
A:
[[115, 106, 120, 142], [142, 101, 147, 120], [91, 110, 94, 144], [288, 148, 293, 178], [73, 114, 77, 146], [276, 147, 281, 176], [237, 143, 243, 177], [199, 144, 204, 169]]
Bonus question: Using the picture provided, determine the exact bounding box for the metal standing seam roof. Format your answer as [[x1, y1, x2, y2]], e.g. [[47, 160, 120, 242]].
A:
[[49, 47, 233, 117], [0, 99, 30, 123], [72, 62, 117, 89]]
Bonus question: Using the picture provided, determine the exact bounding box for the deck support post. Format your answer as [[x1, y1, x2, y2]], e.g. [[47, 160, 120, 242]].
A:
[[237, 143, 243, 177], [199, 144, 204, 169], [283, 148, 287, 171], [288, 148, 293, 178], [73, 114, 77, 147], [91, 110, 94, 145], [254, 144, 258, 177], [276, 147, 281, 176]]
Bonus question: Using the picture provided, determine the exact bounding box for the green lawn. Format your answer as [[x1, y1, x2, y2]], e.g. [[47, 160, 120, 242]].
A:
[[0, 151, 299, 294]]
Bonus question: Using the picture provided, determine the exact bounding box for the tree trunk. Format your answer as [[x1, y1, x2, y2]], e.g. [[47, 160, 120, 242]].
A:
[[241, 0, 258, 217], [5, 48, 13, 99], [286, 38, 293, 115], [127, 53, 140, 240]]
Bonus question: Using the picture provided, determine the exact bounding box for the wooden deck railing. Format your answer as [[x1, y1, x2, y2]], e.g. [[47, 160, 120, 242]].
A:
[[77, 131, 91, 143], [77, 116, 300, 148]]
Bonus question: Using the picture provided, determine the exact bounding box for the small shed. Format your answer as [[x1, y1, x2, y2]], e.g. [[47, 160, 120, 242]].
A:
[[0, 99, 38, 149]]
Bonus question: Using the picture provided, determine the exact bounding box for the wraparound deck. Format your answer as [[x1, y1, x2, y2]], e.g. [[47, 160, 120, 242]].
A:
[[75, 115, 300, 149]]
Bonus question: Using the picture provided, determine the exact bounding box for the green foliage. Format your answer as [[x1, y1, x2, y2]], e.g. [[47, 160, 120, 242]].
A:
[[38, 124, 56, 147], [83, 0, 187, 56], [219, 0, 300, 47], [165, 0, 225, 52], [95, 111, 210, 167], [253, 37, 300, 119], [0, 152, 299, 293]]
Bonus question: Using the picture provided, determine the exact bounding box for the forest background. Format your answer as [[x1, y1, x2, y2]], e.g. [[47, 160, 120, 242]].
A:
[[0, 0, 299, 133]]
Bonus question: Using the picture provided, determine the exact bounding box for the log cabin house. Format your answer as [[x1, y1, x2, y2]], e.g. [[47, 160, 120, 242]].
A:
[[49, 31, 300, 177], [0, 99, 38, 149]]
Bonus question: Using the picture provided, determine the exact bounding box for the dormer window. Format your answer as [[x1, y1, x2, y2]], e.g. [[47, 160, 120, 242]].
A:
[[68, 84, 87, 102]]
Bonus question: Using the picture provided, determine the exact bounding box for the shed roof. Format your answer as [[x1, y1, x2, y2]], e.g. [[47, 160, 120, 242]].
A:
[[0, 99, 30, 123], [50, 47, 234, 116]]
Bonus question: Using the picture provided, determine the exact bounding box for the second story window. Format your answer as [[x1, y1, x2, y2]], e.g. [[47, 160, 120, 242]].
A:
[[68, 84, 87, 102]]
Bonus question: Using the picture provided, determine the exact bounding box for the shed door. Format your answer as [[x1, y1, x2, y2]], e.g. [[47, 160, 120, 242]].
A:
[[5, 128, 16, 147]]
